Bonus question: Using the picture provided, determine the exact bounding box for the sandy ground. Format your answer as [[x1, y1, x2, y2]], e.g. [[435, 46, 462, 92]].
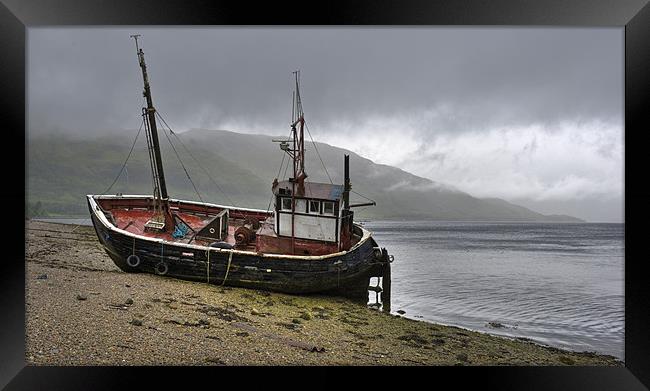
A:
[[25, 220, 622, 366]]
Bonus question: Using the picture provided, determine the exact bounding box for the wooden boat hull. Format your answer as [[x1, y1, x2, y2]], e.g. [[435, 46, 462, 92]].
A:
[[87, 195, 389, 298]]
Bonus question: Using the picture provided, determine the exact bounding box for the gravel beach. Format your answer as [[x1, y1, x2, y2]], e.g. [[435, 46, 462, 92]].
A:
[[25, 220, 622, 366]]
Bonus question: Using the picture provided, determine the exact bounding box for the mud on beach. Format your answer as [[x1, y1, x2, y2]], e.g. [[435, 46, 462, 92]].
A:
[[25, 220, 621, 366]]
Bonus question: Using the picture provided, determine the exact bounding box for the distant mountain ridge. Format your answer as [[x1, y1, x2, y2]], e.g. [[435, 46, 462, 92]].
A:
[[26, 129, 584, 222]]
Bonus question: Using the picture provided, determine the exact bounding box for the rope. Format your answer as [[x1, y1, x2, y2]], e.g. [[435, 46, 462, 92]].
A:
[[337, 265, 340, 287], [222, 251, 233, 286], [172, 221, 190, 238], [71, 223, 90, 233], [206, 249, 210, 284]]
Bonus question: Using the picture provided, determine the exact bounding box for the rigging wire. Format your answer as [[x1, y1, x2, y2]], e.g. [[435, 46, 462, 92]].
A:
[[266, 151, 286, 213], [276, 153, 286, 183], [265, 118, 300, 214], [350, 188, 376, 204], [267, 122, 299, 213], [70, 113, 145, 233], [282, 153, 290, 179], [290, 71, 331, 184], [155, 111, 237, 208], [348, 188, 376, 219], [101, 116, 145, 195], [304, 122, 333, 184], [156, 114, 208, 213]]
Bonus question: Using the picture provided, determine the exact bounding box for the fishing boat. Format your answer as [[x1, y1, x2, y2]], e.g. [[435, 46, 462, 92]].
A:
[[87, 36, 393, 300]]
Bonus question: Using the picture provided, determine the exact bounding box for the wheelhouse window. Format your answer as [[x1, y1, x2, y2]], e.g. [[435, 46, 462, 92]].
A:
[[323, 201, 334, 215], [281, 197, 292, 211], [296, 198, 306, 212], [309, 200, 320, 214]]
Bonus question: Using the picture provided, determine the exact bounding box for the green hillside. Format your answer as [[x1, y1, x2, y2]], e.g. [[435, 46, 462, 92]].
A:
[[26, 129, 582, 222]]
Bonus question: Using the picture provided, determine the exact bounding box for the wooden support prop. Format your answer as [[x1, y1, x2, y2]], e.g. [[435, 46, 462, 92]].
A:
[[381, 262, 392, 313]]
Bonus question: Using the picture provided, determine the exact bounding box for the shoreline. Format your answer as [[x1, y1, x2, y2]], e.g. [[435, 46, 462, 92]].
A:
[[25, 220, 622, 366], [32, 217, 628, 225]]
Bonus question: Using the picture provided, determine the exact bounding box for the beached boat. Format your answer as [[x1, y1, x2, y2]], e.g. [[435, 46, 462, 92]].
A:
[[87, 36, 393, 299]]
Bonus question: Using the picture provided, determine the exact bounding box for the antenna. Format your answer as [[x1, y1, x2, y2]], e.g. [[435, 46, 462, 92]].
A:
[[292, 70, 303, 118]]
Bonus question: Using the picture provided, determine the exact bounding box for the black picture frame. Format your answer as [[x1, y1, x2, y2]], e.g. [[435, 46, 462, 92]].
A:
[[2, 0, 649, 389]]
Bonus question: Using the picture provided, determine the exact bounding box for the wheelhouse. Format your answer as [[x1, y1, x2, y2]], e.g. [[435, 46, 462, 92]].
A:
[[273, 180, 343, 243]]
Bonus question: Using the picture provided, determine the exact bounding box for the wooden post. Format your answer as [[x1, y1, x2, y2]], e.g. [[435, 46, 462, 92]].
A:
[[381, 262, 391, 313]]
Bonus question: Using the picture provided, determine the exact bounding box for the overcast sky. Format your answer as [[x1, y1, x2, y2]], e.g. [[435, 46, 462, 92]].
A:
[[28, 27, 624, 222]]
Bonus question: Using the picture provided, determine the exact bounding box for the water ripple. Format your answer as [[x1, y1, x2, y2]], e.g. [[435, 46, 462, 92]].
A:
[[367, 221, 624, 360]]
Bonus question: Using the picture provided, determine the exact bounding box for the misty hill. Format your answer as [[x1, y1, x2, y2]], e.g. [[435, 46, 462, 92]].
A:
[[26, 129, 582, 222]]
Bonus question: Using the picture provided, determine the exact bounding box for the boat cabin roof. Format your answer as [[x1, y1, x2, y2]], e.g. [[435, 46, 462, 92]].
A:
[[273, 180, 343, 201]]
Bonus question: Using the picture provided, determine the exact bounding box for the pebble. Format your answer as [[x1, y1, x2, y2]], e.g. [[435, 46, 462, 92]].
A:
[[251, 308, 260, 316], [396, 310, 406, 315], [125, 298, 134, 305], [76, 294, 88, 301], [37, 274, 48, 280], [300, 311, 313, 321], [130, 319, 143, 326]]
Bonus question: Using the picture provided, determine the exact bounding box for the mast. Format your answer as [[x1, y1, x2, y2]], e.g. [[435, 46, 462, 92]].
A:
[[289, 71, 307, 253], [341, 154, 353, 250], [343, 154, 350, 211], [131, 35, 169, 201], [291, 70, 307, 197], [131, 35, 174, 232]]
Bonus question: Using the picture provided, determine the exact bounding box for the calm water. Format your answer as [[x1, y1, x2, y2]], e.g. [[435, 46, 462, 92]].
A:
[[364, 221, 624, 360]]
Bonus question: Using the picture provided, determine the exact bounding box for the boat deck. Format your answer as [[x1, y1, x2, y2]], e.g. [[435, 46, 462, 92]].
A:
[[107, 208, 258, 250]]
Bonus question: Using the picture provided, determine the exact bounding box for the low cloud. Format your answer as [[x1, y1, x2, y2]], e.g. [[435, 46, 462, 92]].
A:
[[384, 179, 459, 193], [316, 114, 623, 221]]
